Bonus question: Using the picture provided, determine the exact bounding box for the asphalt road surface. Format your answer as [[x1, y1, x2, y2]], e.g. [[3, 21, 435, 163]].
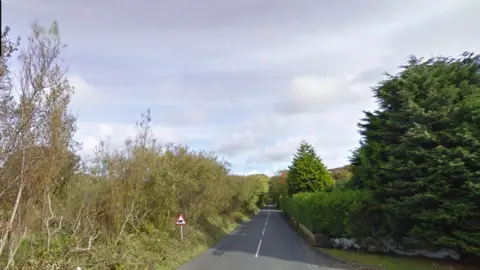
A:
[[179, 205, 353, 270]]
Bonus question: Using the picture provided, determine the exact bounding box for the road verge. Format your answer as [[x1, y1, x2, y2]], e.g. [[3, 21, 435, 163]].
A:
[[281, 212, 385, 270]]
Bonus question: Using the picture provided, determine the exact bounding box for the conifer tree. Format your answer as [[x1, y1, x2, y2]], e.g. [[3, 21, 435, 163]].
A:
[[353, 52, 480, 258], [287, 141, 334, 195]]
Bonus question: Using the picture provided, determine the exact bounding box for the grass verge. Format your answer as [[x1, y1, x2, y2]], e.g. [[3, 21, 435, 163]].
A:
[[12, 211, 253, 270], [321, 249, 480, 270]]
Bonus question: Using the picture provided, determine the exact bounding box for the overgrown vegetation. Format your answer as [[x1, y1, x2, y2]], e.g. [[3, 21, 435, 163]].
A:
[[328, 165, 352, 183], [268, 170, 287, 205], [277, 53, 480, 263], [0, 23, 268, 269]]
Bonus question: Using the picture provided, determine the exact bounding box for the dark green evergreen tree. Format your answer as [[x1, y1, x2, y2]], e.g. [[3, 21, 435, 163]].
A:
[[353, 52, 480, 258], [286, 141, 334, 196], [349, 145, 369, 189]]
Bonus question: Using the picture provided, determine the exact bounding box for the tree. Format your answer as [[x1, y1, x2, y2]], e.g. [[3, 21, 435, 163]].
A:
[[286, 141, 334, 196], [269, 170, 288, 205], [247, 174, 269, 207], [0, 21, 78, 266], [0, 26, 20, 163], [1, 146, 80, 197], [349, 145, 369, 190], [329, 165, 353, 182], [354, 52, 480, 258]]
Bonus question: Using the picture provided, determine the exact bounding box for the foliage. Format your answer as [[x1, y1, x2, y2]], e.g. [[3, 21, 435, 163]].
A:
[[0, 21, 78, 268], [268, 170, 288, 205], [328, 165, 353, 183], [279, 190, 371, 238], [0, 26, 20, 138], [352, 53, 480, 258], [247, 174, 269, 208], [228, 173, 268, 214], [0, 22, 267, 269], [286, 141, 334, 196]]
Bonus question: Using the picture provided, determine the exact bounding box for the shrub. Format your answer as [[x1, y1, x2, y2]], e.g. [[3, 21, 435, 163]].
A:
[[280, 190, 371, 238]]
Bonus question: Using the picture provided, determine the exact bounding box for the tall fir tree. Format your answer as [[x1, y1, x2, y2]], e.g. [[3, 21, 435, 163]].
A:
[[353, 52, 480, 258], [349, 145, 369, 190], [287, 141, 334, 196]]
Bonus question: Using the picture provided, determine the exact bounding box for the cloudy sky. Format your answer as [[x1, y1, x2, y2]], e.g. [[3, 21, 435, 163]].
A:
[[3, 0, 479, 175]]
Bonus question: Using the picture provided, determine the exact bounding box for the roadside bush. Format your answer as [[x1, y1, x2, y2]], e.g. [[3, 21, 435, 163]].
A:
[[0, 22, 269, 268], [4, 112, 270, 269], [279, 190, 371, 238]]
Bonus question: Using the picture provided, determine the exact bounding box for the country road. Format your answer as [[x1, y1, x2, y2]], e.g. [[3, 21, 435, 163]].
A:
[[179, 205, 354, 270]]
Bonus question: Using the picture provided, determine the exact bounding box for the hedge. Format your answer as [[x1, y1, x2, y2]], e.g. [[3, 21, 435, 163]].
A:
[[279, 190, 371, 238]]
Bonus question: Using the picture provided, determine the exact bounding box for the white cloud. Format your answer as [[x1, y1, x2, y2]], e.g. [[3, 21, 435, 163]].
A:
[[216, 74, 376, 163], [69, 75, 103, 109], [75, 122, 182, 157], [246, 116, 362, 169], [5, 0, 479, 173], [216, 128, 262, 156], [274, 75, 362, 114], [98, 123, 113, 137], [248, 136, 316, 164]]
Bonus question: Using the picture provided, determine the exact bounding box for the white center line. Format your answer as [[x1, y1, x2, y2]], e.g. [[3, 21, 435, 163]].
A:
[[255, 208, 272, 258], [255, 239, 262, 258]]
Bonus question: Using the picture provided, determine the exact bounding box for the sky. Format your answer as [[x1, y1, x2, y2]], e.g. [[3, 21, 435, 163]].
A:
[[3, 0, 479, 176]]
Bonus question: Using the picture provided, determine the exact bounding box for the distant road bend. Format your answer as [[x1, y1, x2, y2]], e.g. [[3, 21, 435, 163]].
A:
[[179, 205, 352, 270]]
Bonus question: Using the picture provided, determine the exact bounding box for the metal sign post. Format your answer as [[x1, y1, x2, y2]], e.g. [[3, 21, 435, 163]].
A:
[[180, 225, 183, 241], [176, 213, 186, 241]]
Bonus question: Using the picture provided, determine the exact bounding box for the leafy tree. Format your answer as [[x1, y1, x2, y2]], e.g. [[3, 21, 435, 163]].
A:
[[1, 146, 80, 197], [329, 165, 353, 182], [0, 26, 20, 162], [269, 170, 288, 205], [248, 174, 269, 207], [287, 141, 334, 195], [354, 52, 480, 258], [0, 21, 79, 264]]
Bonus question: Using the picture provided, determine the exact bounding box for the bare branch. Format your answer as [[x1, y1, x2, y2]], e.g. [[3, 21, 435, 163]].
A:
[[0, 182, 24, 256], [44, 192, 63, 248], [72, 193, 87, 236], [70, 231, 99, 253], [114, 198, 136, 247], [5, 226, 27, 269]]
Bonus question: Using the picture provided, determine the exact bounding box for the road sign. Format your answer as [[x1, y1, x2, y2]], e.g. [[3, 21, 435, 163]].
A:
[[176, 214, 186, 225], [176, 213, 186, 241]]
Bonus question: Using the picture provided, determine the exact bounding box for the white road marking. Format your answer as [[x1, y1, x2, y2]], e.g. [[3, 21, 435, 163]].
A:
[[255, 208, 271, 258], [255, 239, 262, 258]]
